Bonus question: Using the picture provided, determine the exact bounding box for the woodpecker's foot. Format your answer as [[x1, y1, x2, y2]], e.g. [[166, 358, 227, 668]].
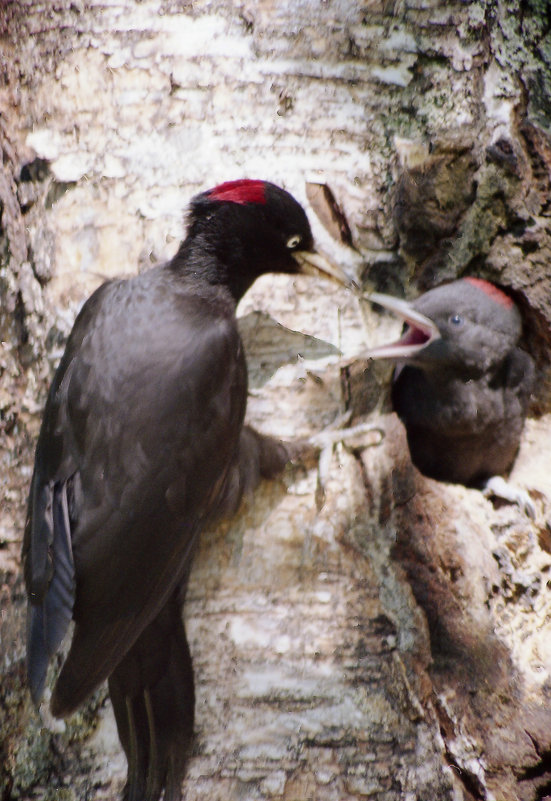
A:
[[283, 413, 384, 508], [283, 413, 384, 465], [482, 475, 536, 519], [309, 412, 383, 450]]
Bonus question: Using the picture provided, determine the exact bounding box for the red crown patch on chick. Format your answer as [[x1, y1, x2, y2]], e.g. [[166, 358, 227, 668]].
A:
[[464, 277, 514, 308]]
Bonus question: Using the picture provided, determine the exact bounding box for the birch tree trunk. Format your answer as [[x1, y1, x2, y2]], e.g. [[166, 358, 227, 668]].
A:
[[1, 1, 551, 800]]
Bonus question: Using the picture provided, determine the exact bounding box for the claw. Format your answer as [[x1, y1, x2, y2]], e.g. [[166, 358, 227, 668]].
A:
[[482, 475, 536, 519], [307, 414, 384, 508], [308, 412, 384, 451]]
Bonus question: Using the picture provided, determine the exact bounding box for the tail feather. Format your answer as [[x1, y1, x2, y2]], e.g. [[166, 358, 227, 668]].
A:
[[108, 592, 194, 801]]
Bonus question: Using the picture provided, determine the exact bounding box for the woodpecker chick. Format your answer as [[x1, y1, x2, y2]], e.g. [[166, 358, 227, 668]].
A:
[[364, 278, 535, 515]]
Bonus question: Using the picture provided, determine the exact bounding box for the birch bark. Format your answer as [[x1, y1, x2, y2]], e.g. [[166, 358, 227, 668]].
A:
[[1, 2, 550, 799]]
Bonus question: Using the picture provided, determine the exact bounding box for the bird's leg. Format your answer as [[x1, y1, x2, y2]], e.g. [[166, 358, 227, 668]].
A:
[[223, 416, 384, 515], [481, 475, 536, 519], [282, 412, 384, 464], [310, 412, 385, 452], [281, 412, 385, 508]]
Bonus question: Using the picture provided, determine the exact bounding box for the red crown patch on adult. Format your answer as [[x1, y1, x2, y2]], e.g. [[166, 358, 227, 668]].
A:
[[207, 179, 267, 205], [464, 277, 514, 308]]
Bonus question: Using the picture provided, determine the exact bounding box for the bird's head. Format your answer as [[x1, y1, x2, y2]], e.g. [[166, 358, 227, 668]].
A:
[[364, 278, 522, 375], [178, 179, 354, 301]]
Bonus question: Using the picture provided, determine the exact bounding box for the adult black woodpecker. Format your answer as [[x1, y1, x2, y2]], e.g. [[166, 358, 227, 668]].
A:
[[23, 179, 352, 801], [363, 278, 535, 511]]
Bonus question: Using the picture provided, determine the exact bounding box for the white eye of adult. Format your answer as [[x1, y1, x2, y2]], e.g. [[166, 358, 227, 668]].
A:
[[286, 234, 301, 249]]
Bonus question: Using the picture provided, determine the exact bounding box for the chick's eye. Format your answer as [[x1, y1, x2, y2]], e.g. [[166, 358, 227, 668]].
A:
[[286, 234, 302, 249], [450, 314, 463, 326]]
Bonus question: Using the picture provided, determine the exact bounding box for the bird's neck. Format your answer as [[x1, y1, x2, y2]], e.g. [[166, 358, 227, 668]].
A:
[[414, 357, 497, 385], [170, 233, 254, 304]]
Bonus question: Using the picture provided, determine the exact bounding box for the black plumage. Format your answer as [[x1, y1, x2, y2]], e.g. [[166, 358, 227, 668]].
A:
[[365, 278, 535, 488], [23, 179, 350, 801]]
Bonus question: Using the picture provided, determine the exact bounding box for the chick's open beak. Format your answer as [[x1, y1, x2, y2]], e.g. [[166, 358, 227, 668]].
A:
[[293, 250, 358, 290], [363, 292, 441, 360]]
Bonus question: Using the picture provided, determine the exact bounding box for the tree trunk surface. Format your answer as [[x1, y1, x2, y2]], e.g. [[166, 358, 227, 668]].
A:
[[1, 1, 550, 800]]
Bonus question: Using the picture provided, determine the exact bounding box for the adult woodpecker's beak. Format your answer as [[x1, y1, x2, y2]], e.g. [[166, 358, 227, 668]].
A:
[[363, 292, 441, 359], [293, 249, 359, 290]]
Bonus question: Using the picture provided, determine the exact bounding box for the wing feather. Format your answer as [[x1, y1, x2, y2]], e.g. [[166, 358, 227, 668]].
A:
[[25, 269, 247, 714]]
